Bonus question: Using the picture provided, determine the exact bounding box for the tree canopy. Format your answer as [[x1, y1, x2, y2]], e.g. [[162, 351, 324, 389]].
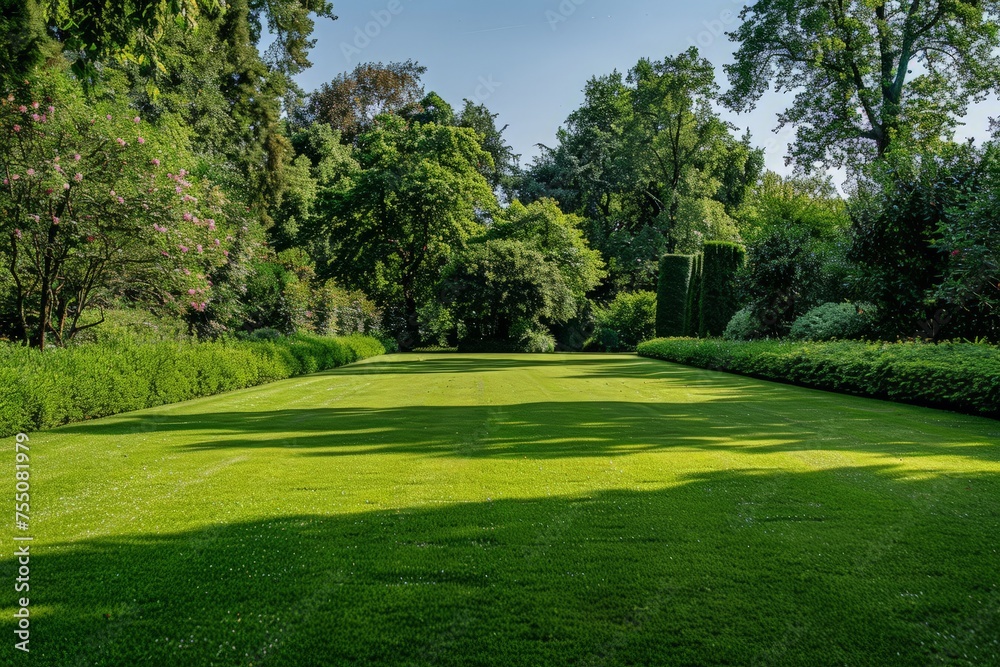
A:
[[725, 0, 1000, 168]]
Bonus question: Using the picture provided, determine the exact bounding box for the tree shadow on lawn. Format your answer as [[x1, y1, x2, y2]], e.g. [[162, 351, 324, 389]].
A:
[[331, 354, 648, 376], [59, 392, 1000, 465], [4, 467, 999, 666]]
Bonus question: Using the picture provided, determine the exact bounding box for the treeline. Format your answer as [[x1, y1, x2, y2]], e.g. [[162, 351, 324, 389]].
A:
[[1, 1, 998, 352]]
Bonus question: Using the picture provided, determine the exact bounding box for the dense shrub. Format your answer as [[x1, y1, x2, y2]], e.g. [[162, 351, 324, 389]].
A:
[[637, 337, 1000, 418], [520, 328, 558, 353], [699, 242, 746, 337], [656, 254, 694, 338], [723, 308, 764, 341], [587, 291, 657, 352], [0, 334, 386, 437], [789, 302, 879, 341]]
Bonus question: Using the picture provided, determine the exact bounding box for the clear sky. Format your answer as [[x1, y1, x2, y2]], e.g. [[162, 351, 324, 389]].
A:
[[289, 0, 996, 178]]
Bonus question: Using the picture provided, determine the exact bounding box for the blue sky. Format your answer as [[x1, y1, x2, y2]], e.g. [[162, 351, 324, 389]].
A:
[[289, 0, 996, 177]]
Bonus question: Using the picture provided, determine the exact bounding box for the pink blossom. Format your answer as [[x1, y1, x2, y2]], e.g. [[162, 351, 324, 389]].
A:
[[13, 229, 22, 239], [47, 106, 54, 114], [214, 238, 221, 246], [188, 289, 197, 295], [25, 169, 34, 176], [1, 178, 6, 185], [183, 212, 193, 222], [29, 215, 39, 222], [175, 186, 182, 194], [951, 250, 961, 257], [12, 124, 20, 132], [183, 268, 191, 276], [116, 138, 126, 147], [63, 183, 70, 190], [179, 245, 189, 253], [137, 137, 145, 144], [53, 156, 60, 163], [133, 117, 141, 124], [52, 216, 59, 224], [105, 114, 112, 120], [179, 169, 187, 177], [117, 196, 124, 204], [31, 113, 39, 121], [207, 280, 213, 287], [151, 158, 161, 167], [10, 174, 18, 180], [31, 102, 39, 110], [223, 250, 230, 257], [17, 105, 26, 113], [73, 154, 81, 162], [161, 251, 170, 257], [74, 172, 83, 182], [54, 164, 63, 174], [207, 220, 216, 231], [196, 244, 203, 253]]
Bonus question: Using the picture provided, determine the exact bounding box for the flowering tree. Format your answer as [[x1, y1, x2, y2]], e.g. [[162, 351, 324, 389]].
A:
[[0, 73, 232, 349]]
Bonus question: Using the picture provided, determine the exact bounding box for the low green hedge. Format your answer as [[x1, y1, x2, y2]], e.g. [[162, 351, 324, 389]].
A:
[[637, 338, 1000, 418], [0, 334, 386, 437]]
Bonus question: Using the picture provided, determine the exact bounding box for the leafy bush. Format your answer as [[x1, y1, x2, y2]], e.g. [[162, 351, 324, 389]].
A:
[[789, 302, 879, 341], [588, 291, 657, 352], [520, 328, 557, 353], [637, 337, 1000, 418], [0, 334, 386, 437], [656, 254, 694, 338], [723, 308, 764, 341]]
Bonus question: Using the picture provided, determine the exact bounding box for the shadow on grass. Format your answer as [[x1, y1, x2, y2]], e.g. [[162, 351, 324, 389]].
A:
[[5, 468, 999, 666], [328, 354, 641, 376], [60, 394, 1000, 464]]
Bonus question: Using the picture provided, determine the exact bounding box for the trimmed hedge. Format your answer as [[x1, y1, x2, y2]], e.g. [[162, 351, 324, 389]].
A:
[[656, 254, 694, 338], [0, 334, 386, 437], [685, 254, 703, 337], [699, 242, 746, 338], [637, 337, 1000, 418]]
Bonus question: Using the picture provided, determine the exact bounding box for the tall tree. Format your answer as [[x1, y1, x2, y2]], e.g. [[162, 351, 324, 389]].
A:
[[318, 115, 497, 347], [303, 60, 427, 144], [725, 0, 1000, 168]]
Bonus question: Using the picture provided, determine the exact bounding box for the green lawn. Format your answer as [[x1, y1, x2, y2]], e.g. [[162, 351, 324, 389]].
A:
[[4, 353, 1000, 666]]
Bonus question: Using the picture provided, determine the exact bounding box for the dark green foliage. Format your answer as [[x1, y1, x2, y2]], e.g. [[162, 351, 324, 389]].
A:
[[723, 307, 763, 341], [587, 291, 657, 351], [789, 302, 879, 341], [699, 242, 746, 337], [441, 239, 575, 343], [656, 254, 693, 338], [684, 254, 703, 337], [849, 147, 975, 339], [0, 334, 385, 437], [638, 338, 1000, 418]]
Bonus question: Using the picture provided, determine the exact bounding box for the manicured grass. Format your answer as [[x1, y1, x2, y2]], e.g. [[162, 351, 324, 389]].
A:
[[3, 353, 999, 666]]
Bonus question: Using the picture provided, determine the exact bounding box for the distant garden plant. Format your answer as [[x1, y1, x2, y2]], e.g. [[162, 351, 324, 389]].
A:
[[0, 70, 233, 349]]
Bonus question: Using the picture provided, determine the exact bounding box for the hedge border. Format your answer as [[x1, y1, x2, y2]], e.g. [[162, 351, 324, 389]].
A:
[[637, 337, 1000, 419], [0, 334, 387, 437]]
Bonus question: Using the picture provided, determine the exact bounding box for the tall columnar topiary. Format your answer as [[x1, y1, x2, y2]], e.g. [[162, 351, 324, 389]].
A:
[[656, 254, 694, 337], [699, 242, 746, 337], [684, 254, 704, 337]]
